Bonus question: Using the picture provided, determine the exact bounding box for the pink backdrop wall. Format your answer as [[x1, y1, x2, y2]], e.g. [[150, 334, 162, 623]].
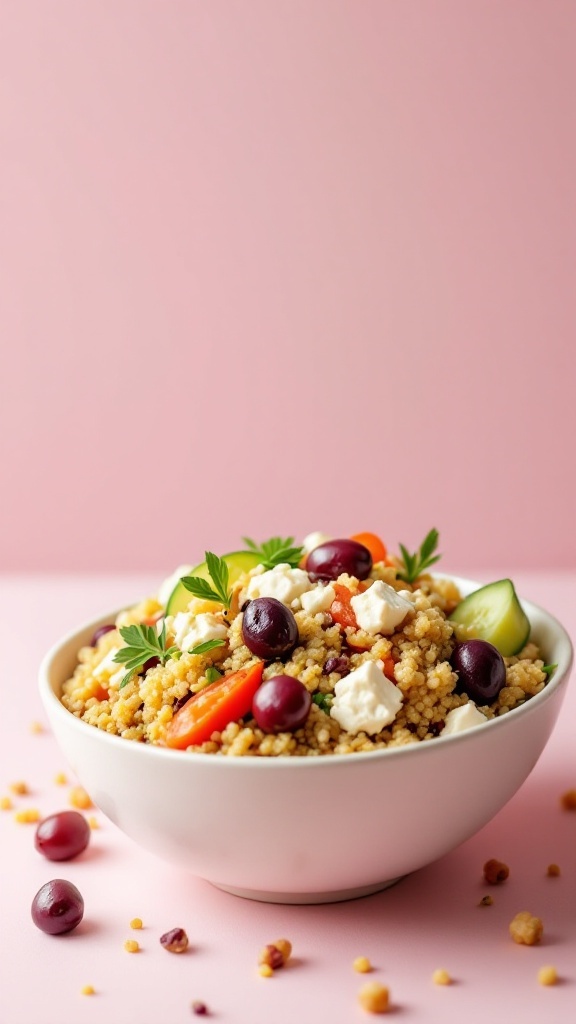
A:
[[1, 1, 574, 572]]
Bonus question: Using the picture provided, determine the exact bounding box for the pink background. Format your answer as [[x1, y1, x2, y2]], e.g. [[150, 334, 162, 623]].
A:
[[1, 1, 575, 572]]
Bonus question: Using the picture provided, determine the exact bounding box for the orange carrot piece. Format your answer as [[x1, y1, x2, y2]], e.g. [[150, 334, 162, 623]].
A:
[[350, 532, 387, 565]]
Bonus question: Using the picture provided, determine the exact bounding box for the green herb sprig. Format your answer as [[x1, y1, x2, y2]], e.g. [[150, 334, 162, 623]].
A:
[[397, 528, 441, 584], [242, 535, 304, 570], [182, 552, 232, 608], [113, 623, 224, 689], [541, 663, 557, 678]]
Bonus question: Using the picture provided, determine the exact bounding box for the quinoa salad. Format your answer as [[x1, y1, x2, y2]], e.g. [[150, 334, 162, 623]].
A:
[[60, 530, 553, 757]]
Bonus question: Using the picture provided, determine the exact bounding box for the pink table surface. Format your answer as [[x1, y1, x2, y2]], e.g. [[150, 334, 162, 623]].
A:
[[0, 572, 575, 1024]]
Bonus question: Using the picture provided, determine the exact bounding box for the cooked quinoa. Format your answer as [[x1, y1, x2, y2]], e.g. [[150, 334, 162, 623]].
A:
[[60, 552, 549, 757]]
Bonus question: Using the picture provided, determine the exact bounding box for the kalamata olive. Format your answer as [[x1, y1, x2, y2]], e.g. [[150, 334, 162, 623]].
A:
[[91, 624, 116, 646], [142, 656, 160, 674], [324, 655, 350, 675], [252, 675, 312, 733], [242, 598, 298, 660], [35, 811, 90, 862], [451, 639, 506, 703], [31, 879, 84, 935], [305, 539, 372, 581]]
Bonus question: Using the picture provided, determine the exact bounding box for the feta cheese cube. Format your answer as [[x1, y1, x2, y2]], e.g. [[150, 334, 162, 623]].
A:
[[301, 584, 336, 615], [244, 564, 312, 606], [93, 647, 121, 678], [330, 661, 403, 735], [157, 565, 195, 607], [302, 531, 332, 556], [172, 612, 227, 652], [441, 702, 487, 736], [350, 581, 413, 635]]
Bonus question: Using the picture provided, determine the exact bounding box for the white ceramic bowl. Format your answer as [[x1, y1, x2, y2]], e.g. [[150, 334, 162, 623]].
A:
[[39, 578, 573, 904]]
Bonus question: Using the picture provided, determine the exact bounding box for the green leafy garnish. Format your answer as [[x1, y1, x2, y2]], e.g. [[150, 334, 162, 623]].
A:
[[114, 621, 179, 690], [242, 535, 304, 570], [182, 552, 232, 608], [188, 639, 225, 657], [205, 666, 222, 684], [541, 663, 557, 678], [397, 528, 441, 584], [312, 692, 333, 713], [113, 626, 225, 689]]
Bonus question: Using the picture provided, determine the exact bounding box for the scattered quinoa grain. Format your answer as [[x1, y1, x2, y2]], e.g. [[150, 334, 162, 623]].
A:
[[130, 918, 143, 930], [483, 858, 509, 884], [124, 939, 140, 953], [69, 786, 92, 810], [479, 895, 494, 907], [29, 721, 44, 734], [509, 911, 543, 946], [358, 981, 390, 1014], [88, 816, 99, 829], [0, 796, 13, 810], [560, 789, 576, 811], [258, 963, 274, 978], [537, 966, 558, 986], [432, 969, 452, 985], [10, 781, 28, 795], [160, 927, 189, 953], [54, 773, 67, 785], [547, 864, 561, 877], [354, 956, 373, 973], [81, 985, 95, 996], [14, 808, 40, 823]]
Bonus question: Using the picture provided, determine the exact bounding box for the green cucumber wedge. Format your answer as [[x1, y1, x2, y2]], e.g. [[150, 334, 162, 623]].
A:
[[166, 550, 262, 616], [449, 579, 530, 657]]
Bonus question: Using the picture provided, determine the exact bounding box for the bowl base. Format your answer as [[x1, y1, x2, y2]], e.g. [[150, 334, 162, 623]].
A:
[[210, 876, 404, 904]]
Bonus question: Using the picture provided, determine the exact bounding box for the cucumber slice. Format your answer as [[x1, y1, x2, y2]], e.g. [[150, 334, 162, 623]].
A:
[[166, 551, 262, 616], [449, 579, 530, 657]]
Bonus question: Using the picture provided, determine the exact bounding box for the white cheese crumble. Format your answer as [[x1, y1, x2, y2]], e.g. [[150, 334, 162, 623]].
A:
[[157, 565, 194, 607], [441, 702, 487, 736], [93, 647, 121, 678], [301, 584, 336, 615], [350, 580, 413, 635], [301, 531, 331, 556], [171, 612, 227, 652], [244, 564, 312, 607], [330, 661, 403, 735]]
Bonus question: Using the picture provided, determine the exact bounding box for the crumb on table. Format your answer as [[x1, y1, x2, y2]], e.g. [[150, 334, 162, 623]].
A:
[[358, 981, 390, 1013], [432, 969, 452, 985], [483, 858, 509, 884], [538, 966, 558, 986], [509, 912, 543, 946], [354, 956, 373, 973]]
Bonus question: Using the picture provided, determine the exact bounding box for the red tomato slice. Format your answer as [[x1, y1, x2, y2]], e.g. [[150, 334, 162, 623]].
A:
[[329, 584, 358, 630], [165, 662, 264, 749]]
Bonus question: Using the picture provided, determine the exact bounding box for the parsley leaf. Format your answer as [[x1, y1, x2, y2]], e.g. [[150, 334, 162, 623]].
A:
[[114, 621, 179, 690], [188, 639, 225, 656], [397, 528, 441, 584], [113, 628, 225, 690], [242, 535, 304, 570], [182, 552, 232, 608], [541, 663, 557, 678]]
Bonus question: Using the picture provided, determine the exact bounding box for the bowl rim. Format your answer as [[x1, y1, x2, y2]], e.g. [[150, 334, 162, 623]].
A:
[[39, 575, 573, 770]]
